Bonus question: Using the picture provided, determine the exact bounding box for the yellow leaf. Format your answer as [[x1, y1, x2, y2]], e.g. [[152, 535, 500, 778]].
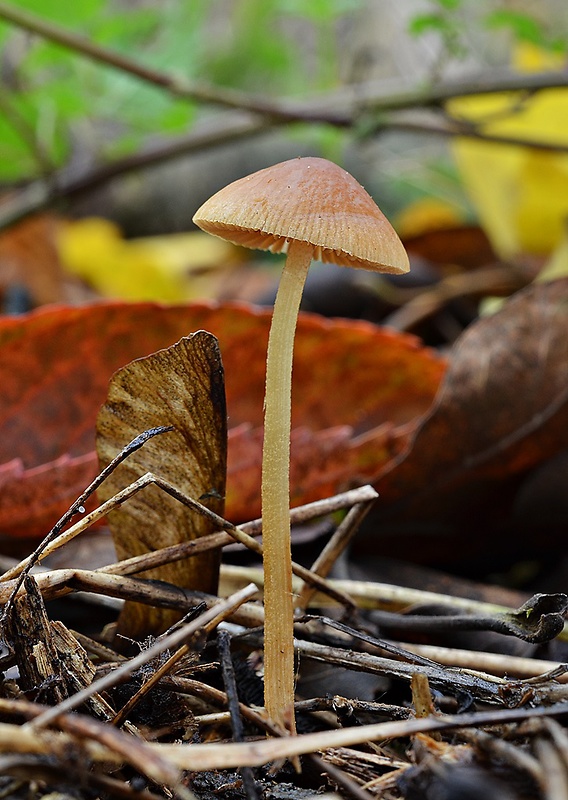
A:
[[537, 226, 568, 282], [449, 44, 568, 260], [395, 198, 465, 239], [57, 217, 241, 302]]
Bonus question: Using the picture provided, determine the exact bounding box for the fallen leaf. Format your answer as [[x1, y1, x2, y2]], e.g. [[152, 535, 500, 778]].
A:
[[538, 228, 568, 283], [373, 278, 568, 524], [450, 43, 568, 260], [403, 226, 496, 270], [0, 213, 68, 305], [57, 217, 242, 302], [96, 332, 227, 636], [395, 198, 466, 239], [227, 423, 354, 522], [226, 422, 407, 523], [0, 301, 444, 538], [0, 452, 98, 542]]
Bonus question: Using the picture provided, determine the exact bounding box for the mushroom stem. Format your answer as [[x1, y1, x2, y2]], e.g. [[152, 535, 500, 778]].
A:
[[262, 239, 312, 732]]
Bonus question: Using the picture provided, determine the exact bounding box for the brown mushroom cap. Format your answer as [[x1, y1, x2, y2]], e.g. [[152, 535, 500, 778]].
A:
[[192, 157, 410, 275]]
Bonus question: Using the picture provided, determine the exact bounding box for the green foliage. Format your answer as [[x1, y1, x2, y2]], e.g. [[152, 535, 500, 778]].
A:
[[485, 9, 568, 53], [204, 0, 299, 93], [409, 1, 568, 62], [408, 0, 467, 59], [280, 0, 365, 23], [0, 0, 567, 186], [0, 0, 360, 183]]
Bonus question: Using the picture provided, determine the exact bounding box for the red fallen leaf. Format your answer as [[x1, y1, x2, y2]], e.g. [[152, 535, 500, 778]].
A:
[[350, 421, 415, 481], [227, 424, 354, 522], [227, 422, 406, 522], [0, 452, 98, 539], [372, 279, 568, 525], [0, 301, 444, 538]]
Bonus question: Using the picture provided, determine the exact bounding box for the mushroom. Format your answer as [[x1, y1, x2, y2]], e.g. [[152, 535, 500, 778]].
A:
[[193, 157, 409, 731]]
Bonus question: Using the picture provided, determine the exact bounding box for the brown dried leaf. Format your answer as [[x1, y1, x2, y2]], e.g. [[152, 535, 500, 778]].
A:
[[96, 332, 227, 636], [403, 225, 496, 269], [0, 214, 68, 305], [375, 278, 568, 523]]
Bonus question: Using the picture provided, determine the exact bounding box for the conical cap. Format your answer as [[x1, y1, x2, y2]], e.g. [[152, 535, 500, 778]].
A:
[[193, 157, 409, 275]]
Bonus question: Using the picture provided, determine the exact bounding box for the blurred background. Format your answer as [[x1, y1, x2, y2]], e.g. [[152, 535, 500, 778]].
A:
[[0, 0, 567, 334]]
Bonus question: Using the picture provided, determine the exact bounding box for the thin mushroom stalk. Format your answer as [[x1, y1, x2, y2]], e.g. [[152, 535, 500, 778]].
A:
[[262, 240, 312, 729], [192, 157, 410, 735]]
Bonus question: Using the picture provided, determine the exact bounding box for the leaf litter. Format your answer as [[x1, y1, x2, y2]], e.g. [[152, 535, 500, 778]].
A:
[[96, 332, 227, 637], [0, 301, 444, 538], [0, 283, 566, 798]]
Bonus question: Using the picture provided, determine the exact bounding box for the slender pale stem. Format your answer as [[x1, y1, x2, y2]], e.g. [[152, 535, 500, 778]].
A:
[[262, 239, 312, 731]]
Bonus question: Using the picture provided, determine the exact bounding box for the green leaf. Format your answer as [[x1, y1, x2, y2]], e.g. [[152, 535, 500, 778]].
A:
[[484, 10, 549, 47], [433, 0, 461, 9], [280, 0, 365, 22], [160, 101, 196, 133], [24, 0, 104, 24], [408, 13, 449, 37]]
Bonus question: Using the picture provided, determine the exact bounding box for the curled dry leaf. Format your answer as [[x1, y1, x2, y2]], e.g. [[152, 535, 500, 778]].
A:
[[0, 301, 444, 538], [374, 279, 568, 525], [96, 332, 227, 637]]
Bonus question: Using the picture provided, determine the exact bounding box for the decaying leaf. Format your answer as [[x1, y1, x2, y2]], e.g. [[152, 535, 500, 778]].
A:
[[0, 302, 443, 538], [0, 453, 98, 541], [96, 332, 227, 636], [396, 198, 496, 270], [226, 422, 406, 522], [0, 214, 67, 306], [374, 279, 568, 524]]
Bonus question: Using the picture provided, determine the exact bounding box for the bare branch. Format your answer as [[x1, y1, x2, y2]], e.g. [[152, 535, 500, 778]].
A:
[[0, 0, 567, 234]]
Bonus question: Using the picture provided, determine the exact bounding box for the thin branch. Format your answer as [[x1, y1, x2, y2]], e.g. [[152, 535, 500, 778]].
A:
[[26, 583, 258, 730], [1, 427, 173, 622], [351, 69, 568, 113], [0, 0, 567, 236], [296, 494, 377, 610], [383, 265, 528, 333], [390, 641, 568, 683], [217, 630, 260, 800], [0, 0, 566, 121], [293, 638, 568, 707], [151, 703, 568, 770], [372, 111, 568, 153], [0, 0, 349, 125], [2, 481, 378, 586]]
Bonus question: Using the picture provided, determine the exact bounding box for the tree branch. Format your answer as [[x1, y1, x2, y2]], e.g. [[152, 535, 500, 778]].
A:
[[1, 0, 567, 232], [367, 109, 568, 153], [0, 0, 566, 125], [0, 0, 350, 126], [348, 69, 568, 113], [2, 106, 568, 233]]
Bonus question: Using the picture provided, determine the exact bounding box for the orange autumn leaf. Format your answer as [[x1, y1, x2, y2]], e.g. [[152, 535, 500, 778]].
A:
[[0, 214, 68, 306], [0, 301, 445, 538]]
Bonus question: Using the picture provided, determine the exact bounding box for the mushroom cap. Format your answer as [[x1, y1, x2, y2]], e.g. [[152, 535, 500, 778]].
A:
[[192, 157, 409, 275]]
